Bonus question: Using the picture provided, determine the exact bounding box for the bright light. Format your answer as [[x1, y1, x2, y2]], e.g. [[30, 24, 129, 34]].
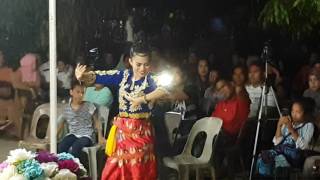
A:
[[158, 71, 173, 87]]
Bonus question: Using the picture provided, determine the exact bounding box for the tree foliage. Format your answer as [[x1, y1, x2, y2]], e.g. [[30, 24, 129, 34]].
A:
[[0, 0, 48, 66], [259, 0, 320, 38], [0, 0, 126, 66]]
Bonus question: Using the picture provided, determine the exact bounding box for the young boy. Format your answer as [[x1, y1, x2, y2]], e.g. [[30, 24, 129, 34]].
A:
[[58, 81, 104, 158]]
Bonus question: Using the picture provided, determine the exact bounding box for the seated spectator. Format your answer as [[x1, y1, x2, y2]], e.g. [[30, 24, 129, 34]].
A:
[[194, 58, 210, 97], [256, 97, 315, 177], [13, 53, 41, 113], [303, 70, 320, 114], [241, 61, 280, 169], [211, 80, 250, 179], [57, 81, 104, 159], [183, 50, 198, 77], [153, 65, 199, 155], [0, 50, 15, 102], [95, 52, 116, 71], [168, 65, 199, 135], [84, 83, 113, 108], [232, 65, 249, 100], [39, 59, 50, 84], [203, 69, 221, 115], [190, 58, 209, 118], [57, 60, 73, 100], [245, 61, 277, 119], [0, 50, 22, 135], [293, 52, 320, 96], [0, 50, 14, 83], [116, 53, 131, 70], [0, 50, 14, 100], [39, 58, 50, 102]]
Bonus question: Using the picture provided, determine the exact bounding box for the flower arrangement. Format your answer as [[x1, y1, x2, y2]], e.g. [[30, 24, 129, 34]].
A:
[[0, 149, 88, 180]]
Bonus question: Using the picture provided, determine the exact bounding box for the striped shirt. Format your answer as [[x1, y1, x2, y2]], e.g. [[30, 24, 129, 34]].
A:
[[63, 101, 96, 140]]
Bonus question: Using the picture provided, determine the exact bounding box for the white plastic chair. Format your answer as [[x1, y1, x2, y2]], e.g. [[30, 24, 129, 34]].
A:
[[164, 111, 182, 146], [19, 103, 66, 150], [82, 105, 109, 180], [163, 117, 223, 180]]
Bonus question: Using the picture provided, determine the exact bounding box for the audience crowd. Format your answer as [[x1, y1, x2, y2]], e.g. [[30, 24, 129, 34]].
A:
[[1, 34, 320, 179]]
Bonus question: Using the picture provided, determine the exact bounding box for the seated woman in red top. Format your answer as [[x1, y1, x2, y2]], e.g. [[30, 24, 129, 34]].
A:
[[211, 79, 250, 179], [212, 80, 250, 135]]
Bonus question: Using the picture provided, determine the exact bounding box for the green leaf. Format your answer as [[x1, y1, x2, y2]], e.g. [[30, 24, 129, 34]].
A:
[[293, 0, 302, 8]]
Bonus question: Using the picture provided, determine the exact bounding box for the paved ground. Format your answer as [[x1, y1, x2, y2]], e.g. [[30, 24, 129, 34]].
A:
[[0, 133, 19, 162]]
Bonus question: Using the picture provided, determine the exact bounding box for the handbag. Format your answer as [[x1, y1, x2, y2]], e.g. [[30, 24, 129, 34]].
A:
[[105, 125, 117, 156]]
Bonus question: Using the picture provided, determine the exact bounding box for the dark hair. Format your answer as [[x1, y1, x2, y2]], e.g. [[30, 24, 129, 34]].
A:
[[232, 65, 247, 74], [130, 32, 151, 58], [291, 97, 315, 119], [311, 60, 320, 68], [249, 61, 264, 71], [309, 69, 320, 80], [232, 65, 247, 82], [123, 52, 130, 60], [198, 58, 209, 65], [71, 80, 84, 90]]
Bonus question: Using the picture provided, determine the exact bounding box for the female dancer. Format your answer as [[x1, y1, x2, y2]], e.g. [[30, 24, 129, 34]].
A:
[[75, 42, 169, 180]]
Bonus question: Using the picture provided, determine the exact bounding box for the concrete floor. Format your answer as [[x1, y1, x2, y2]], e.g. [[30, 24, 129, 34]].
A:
[[0, 133, 19, 162]]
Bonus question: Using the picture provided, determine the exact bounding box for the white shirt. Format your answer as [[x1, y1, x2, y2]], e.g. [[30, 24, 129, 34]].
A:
[[57, 65, 73, 89], [245, 84, 276, 118]]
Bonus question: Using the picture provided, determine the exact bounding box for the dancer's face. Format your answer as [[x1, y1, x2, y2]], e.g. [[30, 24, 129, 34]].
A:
[[129, 55, 151, 80]]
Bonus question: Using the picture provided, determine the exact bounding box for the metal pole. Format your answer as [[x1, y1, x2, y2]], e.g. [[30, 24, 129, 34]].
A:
[[249, 85, 265, 180], [49, 0, 57, 153]]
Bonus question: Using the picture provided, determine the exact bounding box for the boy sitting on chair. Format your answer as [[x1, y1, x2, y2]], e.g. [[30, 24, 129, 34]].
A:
[[58, 81, 105, 158]]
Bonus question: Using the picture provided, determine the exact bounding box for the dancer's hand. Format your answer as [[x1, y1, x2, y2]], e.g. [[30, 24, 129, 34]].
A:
[[124, 94, 145, 108], [75, 63, 87, 81]]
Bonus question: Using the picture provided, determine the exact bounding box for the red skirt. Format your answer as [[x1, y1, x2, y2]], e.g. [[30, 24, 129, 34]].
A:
[[101, 117, 157, 180]]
